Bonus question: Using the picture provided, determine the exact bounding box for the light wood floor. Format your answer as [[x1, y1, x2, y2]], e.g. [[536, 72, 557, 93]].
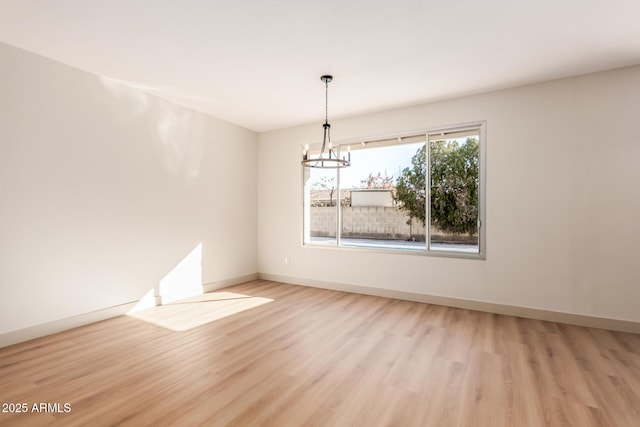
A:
[[1, 280, 639, 426]]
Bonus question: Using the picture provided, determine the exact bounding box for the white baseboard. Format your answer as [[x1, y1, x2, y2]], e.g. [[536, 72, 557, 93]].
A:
[[0, 302, 138, 349], [0, 273, 260, 348], [203, 273, 260, 293], [259, 273, 640, 334]]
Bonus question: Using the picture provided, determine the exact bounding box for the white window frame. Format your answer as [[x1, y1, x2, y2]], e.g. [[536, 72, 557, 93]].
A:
[[302, 121, 486, 260]]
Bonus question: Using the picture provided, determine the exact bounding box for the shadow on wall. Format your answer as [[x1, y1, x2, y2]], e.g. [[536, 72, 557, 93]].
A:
[[99, 76, 205, 185]]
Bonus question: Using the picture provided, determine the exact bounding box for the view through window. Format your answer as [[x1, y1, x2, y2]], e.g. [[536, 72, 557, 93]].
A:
[[303, 123, 484, 257]]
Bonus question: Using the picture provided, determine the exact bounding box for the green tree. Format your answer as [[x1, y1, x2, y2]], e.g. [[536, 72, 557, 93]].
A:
[[393, 145, 426, 226], [430, 138, 478, 235], [394, 138, 479, 235]]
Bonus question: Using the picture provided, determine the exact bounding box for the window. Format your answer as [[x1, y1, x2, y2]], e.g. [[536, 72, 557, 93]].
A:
[[303, 122, 485, 258]]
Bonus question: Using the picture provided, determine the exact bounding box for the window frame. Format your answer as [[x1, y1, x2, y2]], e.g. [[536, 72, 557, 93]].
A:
[[302, 121, 486, 260]]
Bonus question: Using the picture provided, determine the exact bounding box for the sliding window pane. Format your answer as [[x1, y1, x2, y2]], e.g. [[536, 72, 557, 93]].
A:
[[339, 142, 426, 251], [429, 131, 480, 253]]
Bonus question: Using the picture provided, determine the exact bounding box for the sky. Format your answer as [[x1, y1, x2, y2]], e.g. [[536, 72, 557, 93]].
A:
[[310, 142, 425, 189]]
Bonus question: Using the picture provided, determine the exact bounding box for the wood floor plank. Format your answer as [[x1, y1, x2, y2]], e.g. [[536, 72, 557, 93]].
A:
[[456, 350, 509, 426], [1, 280, 639, 426], [417, 356, 467, 426], [502, 341, 547, 426]]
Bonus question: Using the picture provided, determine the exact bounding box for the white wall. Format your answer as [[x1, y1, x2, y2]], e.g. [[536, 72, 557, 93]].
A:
[[258, 66, 640, 323], [0, 43, 258, 334], [351, 190, 393, 207]]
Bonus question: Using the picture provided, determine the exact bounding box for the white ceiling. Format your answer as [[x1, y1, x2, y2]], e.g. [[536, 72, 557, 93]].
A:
[[1, 0, 639, 132]]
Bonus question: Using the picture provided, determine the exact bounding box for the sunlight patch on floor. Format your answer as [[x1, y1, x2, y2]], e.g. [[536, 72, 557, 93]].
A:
[[127, 291, 273, 331]]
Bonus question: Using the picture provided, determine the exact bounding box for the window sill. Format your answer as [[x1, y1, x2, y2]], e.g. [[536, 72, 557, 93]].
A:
[[302, 239, 485, 260]]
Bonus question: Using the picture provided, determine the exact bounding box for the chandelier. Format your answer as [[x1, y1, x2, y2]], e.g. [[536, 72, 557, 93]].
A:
[[301, 75, 351, 168]]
